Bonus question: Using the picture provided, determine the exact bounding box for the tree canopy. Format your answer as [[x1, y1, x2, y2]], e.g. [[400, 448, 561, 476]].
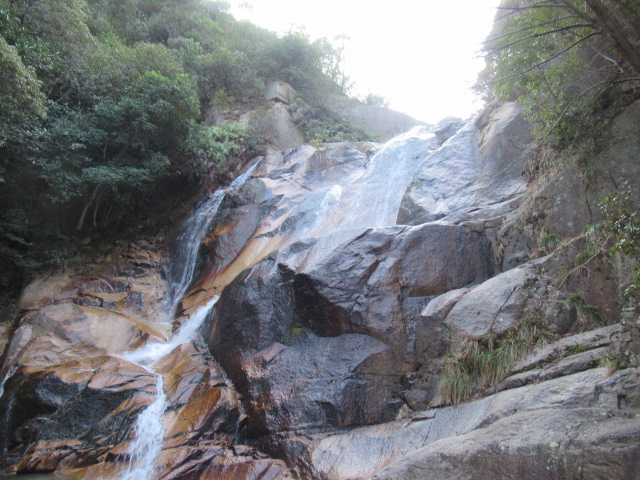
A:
[[0, 0, 352, 290], [478, 0, 640, 145]]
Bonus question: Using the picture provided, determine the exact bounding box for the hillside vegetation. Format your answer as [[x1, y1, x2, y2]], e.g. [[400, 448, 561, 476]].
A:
[[0, 0, 373, 291], [478, 0, 640, 299]]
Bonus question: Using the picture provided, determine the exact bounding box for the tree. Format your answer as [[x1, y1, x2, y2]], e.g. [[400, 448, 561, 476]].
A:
[[31, 71, 202, 230], [0, 36, 46, 150], [478, 0, 640, 144]]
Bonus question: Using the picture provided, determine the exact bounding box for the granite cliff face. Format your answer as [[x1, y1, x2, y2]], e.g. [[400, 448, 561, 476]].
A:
[[0, 100, 639, 479]]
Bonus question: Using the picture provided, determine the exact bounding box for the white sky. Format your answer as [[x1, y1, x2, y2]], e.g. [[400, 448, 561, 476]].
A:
[[229, 0, 499, 124]]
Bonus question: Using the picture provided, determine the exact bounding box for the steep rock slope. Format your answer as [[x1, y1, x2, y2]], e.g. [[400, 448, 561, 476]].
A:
[[0, 100, 638, 479]]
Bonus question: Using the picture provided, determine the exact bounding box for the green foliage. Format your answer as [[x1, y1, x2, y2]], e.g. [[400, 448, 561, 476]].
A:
[[0, 36, 47, 149], [565, 292, 607, 326], [364, 93, 389, 108], [188, 123, 255, 167], [439, 358, 475, 406], [438, 319, 551, 405], [599, 187, 640, 297], [77, 40, 186, 102], [292, 98, 378, 145], [0, 0, 352, 291], [479, 0, 640, 148], [537, 233, 564, 256], [598, 354, 621, 373]]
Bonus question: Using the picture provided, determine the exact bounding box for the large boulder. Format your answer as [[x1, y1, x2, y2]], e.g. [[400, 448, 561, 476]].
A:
[[209, 222, 494, 437]]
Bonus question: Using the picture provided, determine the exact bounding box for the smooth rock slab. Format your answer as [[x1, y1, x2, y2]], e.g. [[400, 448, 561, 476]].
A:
[[294, 368, 639, 480], [371, 408, 640, 480], [241, 333, 399, 435]]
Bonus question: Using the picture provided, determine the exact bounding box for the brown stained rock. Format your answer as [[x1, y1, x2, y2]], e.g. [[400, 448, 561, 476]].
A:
[[163, 386, 238, 440], [15, 440, 84, 472], [62, 460, 126, 479], [2, 303, 143, 372], [17, 243, 169, 325], [18, 272, 79, 311], [193, 459, 291, 480], [0, 356, 157, 473], [157, 444, 293, 480]]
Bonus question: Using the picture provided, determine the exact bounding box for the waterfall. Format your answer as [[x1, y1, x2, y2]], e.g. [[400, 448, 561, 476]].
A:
[[167, 160, 261, 311], [119, 296, 218, 479], [336, 126, 438, 229], [118, 161, 259, 479], [167, 190, 226, 311], [119, 375, 166, 480]]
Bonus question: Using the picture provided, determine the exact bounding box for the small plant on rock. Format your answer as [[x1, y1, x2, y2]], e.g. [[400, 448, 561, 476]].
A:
[[566, 292, 607, 327], [438, 319, 552, 405]]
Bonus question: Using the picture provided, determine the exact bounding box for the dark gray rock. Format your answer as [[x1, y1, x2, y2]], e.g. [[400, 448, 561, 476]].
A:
[[209, 222, 494, 436], [240, 334, 399, 435]]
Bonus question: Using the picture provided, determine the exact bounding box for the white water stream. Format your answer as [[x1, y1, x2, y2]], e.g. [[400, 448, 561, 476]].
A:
[[119, 296, 218, 480], [168, 159, 260, 311], [118, 161, 259, 479], [334, 126, 438, 230]]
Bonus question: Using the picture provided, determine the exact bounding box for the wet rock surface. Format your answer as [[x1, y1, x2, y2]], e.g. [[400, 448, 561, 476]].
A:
[[209, 222, 494, 437], [1, 100, 639, 479]]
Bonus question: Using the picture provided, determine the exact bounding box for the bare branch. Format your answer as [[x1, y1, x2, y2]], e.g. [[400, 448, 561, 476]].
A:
[[493, 2, 569, 22], [596, 52, 625, 73], [485, 15, 583, 45], [486, 25, 596, 55]]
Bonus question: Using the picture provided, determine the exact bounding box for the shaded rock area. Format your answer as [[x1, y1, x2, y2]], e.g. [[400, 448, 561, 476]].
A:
[[0, 98, 639, 480], [495, 99, 640, 271], [0, 242, 288, 479], [300, 368, 640, 480]]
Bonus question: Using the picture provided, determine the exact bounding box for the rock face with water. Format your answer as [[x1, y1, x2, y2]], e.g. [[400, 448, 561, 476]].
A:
[[1, 100, 639, 479], [0, 242, 289, 479]]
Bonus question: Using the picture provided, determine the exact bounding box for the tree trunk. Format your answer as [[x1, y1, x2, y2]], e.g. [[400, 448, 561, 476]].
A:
[[76, 185, 101, 231], [584, 0, 640, 77]]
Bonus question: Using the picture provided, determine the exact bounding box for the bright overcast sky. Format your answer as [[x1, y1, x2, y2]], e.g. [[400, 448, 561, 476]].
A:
[[229, 0, 499, 124]]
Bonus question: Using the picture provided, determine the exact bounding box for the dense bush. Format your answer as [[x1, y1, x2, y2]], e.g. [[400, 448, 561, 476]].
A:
[[0, 0, 351, 290]]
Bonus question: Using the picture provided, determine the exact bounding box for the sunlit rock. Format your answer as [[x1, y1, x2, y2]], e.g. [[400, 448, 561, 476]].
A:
[[398, 102, 532, 226], [264, 81, 296, 105]]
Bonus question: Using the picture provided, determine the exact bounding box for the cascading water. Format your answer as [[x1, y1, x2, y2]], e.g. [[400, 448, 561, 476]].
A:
[[333, 126, 438, 230], [118, 161, 259, 479], [119, 375, 166, 480], [119, 297, 218, 479], [167, 160, 261, 311]]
